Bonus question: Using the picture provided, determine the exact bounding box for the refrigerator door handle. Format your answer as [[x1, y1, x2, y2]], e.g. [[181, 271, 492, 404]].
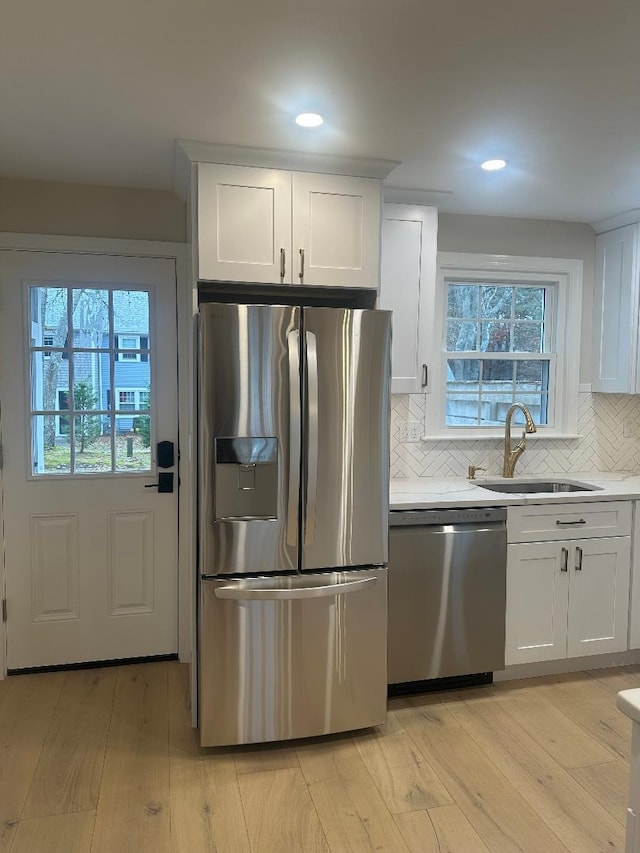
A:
[[305, 330, 319, 545], [286, 330, 301, 547], [214, 576, 377, 600]]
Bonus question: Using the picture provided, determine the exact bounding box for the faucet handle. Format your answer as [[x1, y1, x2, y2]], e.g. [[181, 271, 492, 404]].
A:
[[468, 465, 487, 480]]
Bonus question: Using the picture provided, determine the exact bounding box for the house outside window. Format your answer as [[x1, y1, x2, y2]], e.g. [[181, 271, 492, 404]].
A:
[[116, 334, 148, 362], [425, 253, 583, 439], [116, 389, 150, 411]]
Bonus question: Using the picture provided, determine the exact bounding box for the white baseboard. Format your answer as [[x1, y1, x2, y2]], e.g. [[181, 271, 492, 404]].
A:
[[494, 648, 640, 682]]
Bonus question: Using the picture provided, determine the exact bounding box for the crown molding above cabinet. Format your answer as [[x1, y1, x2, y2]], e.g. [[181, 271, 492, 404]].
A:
[[174, 140, 400, 202], [592, 209, 640, 235]]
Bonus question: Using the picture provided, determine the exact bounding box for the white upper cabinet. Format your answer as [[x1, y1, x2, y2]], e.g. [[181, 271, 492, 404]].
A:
[[197, 164, 291, 284], [196, 163, 381, 289], [378, 204, 438, 393], [592, 223, 640, 392], [291, 172, 381, 288]]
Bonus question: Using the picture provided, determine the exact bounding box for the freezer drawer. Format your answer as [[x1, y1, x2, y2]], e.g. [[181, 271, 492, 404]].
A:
[[198, 568, 387, 746]]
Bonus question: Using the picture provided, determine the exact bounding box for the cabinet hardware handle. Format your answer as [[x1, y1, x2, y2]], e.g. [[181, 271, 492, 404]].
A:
[[280, 248, 286, 281], [299, 248, 305, 282], [561, 547, 568, 572], [422, 364, 428, 387], [555, 519, 586, 526], [575, 546, 583, 571]]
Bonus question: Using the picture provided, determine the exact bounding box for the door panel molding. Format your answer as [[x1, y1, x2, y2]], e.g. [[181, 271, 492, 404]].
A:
[[108, 510, 154, 615], [30, 513, 80, 622]]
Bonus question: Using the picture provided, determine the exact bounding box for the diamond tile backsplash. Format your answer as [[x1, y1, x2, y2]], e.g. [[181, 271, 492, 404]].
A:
[[390, 392, 640, 478]]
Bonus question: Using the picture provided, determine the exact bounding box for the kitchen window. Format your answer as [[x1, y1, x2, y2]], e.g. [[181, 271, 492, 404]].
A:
[[426, 253, 583, 439]]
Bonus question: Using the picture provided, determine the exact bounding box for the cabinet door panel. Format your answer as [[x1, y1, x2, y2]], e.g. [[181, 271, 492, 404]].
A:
[[592, 224, 639, 393], [197, 163, 291, 283], [506, 543, 569, 665], [379, 205, 437, 393], [292, 173, 380, 288], [566, 536, 630, 657]]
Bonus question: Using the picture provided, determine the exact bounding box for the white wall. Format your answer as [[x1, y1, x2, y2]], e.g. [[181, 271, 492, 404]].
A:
[[0, 177, 186, 243]]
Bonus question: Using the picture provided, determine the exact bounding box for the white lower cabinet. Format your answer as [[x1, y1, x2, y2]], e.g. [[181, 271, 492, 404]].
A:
[[506, 536, 631, 665]]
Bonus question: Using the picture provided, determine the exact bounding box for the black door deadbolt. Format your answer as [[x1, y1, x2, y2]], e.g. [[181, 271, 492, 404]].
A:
[[157, 441, 175, 468], [144, 472, 174, 493]]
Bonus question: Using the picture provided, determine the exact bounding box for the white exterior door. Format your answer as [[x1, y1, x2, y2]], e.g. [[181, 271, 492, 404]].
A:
[[0, 250, 179, 670]]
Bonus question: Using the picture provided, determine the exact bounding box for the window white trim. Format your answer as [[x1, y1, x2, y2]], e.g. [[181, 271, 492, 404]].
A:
[[425, 253, 583, 440]]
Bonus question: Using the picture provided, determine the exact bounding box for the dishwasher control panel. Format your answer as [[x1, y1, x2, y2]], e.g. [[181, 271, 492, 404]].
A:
[[389, 507, 507, 527]]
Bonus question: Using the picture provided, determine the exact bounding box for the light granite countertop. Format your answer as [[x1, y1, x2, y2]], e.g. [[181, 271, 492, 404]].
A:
[[390, 471, 640, 511]]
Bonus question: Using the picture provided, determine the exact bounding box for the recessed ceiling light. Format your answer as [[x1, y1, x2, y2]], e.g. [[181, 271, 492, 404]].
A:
[[481, 159, 507, 171], [295, 112, 324, 128]]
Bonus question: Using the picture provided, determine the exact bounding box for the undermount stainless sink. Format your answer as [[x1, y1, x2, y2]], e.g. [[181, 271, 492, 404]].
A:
[[475, 479, 601, 494]]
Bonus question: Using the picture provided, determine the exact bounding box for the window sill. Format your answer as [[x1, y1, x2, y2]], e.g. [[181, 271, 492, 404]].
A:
[[420, 433, 583, 442]]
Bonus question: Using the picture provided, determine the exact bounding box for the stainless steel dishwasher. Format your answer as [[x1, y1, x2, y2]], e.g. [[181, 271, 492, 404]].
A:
[[388, 507, 507, 686]]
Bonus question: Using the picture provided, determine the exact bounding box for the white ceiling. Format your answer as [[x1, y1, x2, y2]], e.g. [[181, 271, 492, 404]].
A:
[[2, 0, 639, 222]]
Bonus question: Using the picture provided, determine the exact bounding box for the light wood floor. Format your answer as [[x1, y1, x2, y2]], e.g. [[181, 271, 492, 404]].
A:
[[0, 660, 636, 852]]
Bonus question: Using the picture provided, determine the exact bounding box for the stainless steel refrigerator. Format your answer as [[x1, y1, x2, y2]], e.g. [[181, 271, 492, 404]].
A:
[[198, 302, 391, 746]]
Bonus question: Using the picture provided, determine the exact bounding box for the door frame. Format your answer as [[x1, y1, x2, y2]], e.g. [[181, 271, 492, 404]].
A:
[[0, 232, 194, 679]]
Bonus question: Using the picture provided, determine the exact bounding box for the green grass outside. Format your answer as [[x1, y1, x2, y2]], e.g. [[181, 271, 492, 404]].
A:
[[43, 435, 151, 473]]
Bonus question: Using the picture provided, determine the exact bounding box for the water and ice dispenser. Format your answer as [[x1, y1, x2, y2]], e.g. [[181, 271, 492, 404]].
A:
[[213, 437, 279, 520]]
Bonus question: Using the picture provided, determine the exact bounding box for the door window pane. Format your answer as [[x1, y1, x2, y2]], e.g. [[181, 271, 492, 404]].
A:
[[72, 288, 109, 349], [29, 285, 153, 475], [73, 411, 110, 473], [115, 414, 152, 472], [32, 415, 71, 474], [31, 352, 70, 411]]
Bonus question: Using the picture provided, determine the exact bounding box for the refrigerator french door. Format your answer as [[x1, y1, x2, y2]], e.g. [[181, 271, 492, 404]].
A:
[[198, 303, 391, 746]]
